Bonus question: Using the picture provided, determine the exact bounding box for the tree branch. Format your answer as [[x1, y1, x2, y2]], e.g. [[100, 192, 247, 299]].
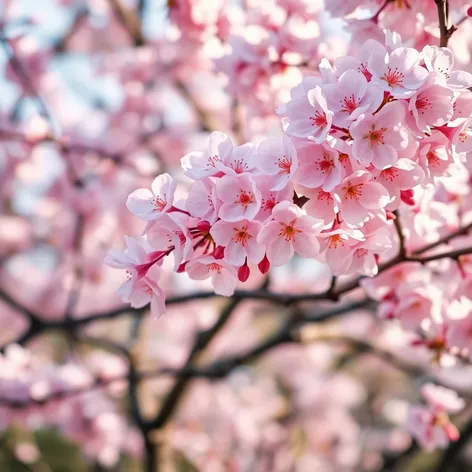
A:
[[108, 0, 145, 46], [435, 0, 457, 47], [0, 30, 54, 127]]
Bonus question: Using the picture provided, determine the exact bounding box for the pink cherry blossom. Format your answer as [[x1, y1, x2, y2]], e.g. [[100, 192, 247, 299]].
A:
[[422, 45, 472, 91], [299, 186, 338, 225], [395, 284, 442, 330], [126, 173, 176, 221], [347, 218, 393, 276], [371, 158, 424, 206], [127, 265, 166, 318], [258, 201, 323, 266], [186, 256, 238, 296], [322, 69, 383, 127], [253, 175, 294, 222], [417, 132, 453, 182], [256, 135, 298, 191], [105, 236, 163, 299], [368, 45, 429, 98], [280, 84, 333, 143], [334, 39, 383, 81], [146, 213, 193, 271], [407, 383, 464, 451], [181, 132, 233, 180], [216, 173, 262, 222], [408, 75, 454, 132], [317, 226, 365, 275], [186, 178, 220, 223], [334, 171, 390, 227], [210, 219, 265, 266], [295, 141, 343, 191], [361, 261, 428, 300], [350, 101, 410, 169]]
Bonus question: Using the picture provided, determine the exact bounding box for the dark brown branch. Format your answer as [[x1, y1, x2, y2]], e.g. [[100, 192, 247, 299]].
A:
[[109, 0, 145, 46], [435, 0, 457, 47], [174, 80, 219, 133], [393, 210, 406, 258], [0, 299, 371, 408], [53, 7, 89, 53], [2, 230, 472, 348], [144, 297, 242, 432], [413, 222, 472, 255]]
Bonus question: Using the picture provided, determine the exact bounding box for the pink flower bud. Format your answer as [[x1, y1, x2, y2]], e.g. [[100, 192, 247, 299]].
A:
[[258, 255, 270, 274], [400, 190, 415, 206], [238, 262, 250, 282], [197, 220, 211, 233], [214, 245, 225, 259]]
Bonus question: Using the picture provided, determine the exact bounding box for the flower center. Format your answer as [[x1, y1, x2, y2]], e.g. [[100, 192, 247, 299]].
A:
[[208, 154, 221, 168], [416, 95, 431, 112], [235, 190, 254, 207], [277, 156, 292, 174], [317, 190, 332, 201], [382, 67, 404, 87], [426, 150, 440, 167], [358, 63, 372, 81], [309, 111, 328, 128], [153, 197, 167, 210], [233, 225, 252, 246], [262, 196, 276, 212], [459, 131, 470, 143], [278, 219, 301, 242], [231, 159, 249, 174], [207, 262, 222, 273], [342, 183, 363, 200], [328, 234, 345, 249], [380, 167, 398, 182], [364, 126, 386, 147], [340, 94, 360, 114], [354, 248, 368, 258]]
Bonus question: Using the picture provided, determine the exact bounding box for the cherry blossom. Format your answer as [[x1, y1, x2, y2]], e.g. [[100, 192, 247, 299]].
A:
[[210, 219, 265, 266], [126, 173, 177, 221], [334, 171, 390, 227], [256, 135, 298, 191], [258, 201, 323, 266], [407, 384, 464, 451], [216, 173, 262, 222], [322, 69, 383, 127], [317, 226, 365, 275], [408, 76, 454, 132], [279, 84, 333, 143], [6, 2, 472, 467], [181, 132, 233, 180], [350, 101, 410, 169], [368, 46, 429, 98], [296, 141, 343, 191], [186, 256, 238, 296]]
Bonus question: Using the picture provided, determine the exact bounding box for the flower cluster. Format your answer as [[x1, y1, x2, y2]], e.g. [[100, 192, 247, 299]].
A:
[[0, 344, 141, 467], [407, 383, 464, 450], [327, 0, 472, 70], [108, 34, 472, 318]]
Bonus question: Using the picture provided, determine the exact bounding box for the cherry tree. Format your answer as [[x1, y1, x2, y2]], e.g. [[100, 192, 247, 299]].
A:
[[1, 0, 472, 470]]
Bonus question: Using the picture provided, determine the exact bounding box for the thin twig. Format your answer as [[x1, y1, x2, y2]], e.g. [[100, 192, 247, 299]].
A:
[[0, 30, 54, 128]]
